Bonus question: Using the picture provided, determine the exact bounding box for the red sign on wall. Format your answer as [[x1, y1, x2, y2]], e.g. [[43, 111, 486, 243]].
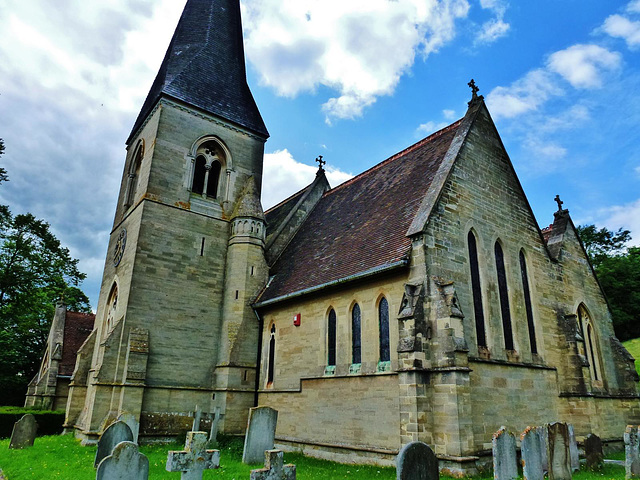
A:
[[293, 313, 301, 327]]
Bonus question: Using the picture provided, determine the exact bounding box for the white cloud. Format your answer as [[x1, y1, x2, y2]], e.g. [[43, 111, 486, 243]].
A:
[[603, 14, 640, 50], [416, 121, 450, 135], [262, 150, 353, 209], [547, 44, 621, 89], [595, 198, 640, 247], [627, 0, 640, 13], [242, 0, 470, 122], [485, 69, 562, 119], [477, 18, 510, 44]]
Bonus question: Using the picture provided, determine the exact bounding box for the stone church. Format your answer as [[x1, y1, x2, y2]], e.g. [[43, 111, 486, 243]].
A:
[[54, 0, 639, 473]]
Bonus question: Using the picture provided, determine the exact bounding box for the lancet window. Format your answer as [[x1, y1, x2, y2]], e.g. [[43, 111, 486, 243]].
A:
[[267, 324, 276, 386], [124, 141, 143, 208], [327, 309, 337, 367], [578, 305, 603, 383], [495, 241, 514, 351], [378, 297, 390, 362], [351, 304, 361, 365], [468, 231, 487, 347], [191, 140, 224, 198], [519, 250, 538, 354]]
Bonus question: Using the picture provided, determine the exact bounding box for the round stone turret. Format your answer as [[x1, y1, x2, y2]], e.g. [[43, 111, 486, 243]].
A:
[[230, 177, 266, 245]]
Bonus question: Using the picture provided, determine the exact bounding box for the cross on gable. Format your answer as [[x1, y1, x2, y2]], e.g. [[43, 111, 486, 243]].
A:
[[315, 155, 326, 171], [554, 194, 564, 212], [250, 450, 296, 480], [166, 432, 219, 480]]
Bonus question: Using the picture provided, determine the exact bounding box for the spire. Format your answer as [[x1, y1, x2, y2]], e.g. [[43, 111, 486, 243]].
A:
[[127, 0, 269, 144]]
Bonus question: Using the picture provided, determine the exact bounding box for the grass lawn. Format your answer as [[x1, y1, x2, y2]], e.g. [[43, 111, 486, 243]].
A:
[[623, 337, 640, 377], [0, 433, 629, 479]]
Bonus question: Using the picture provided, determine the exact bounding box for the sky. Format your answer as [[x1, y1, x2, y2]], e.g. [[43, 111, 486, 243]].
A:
[[1, 0, 639, 309]]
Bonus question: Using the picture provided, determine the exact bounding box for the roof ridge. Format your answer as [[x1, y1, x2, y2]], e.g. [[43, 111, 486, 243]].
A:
[[324, 118, 463, 197]]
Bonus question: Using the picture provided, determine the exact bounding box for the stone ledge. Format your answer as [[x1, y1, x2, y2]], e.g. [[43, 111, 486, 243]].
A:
[[469, 357, 557, 370]]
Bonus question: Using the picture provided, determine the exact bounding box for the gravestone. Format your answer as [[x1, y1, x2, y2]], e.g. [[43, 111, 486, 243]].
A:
[[568, 424, 579, 472], [166, 431, 219, 480], [546, 422, 571, 480], [584, 433, 603, 471], [192, 405, 202, 431], [9, 414, 37, 449], [492, 427, 518, 480], [396, 441, 438, 480], [94, 421, 134, 468], [117, 412, 140, 444], [521, 426, 544, 480], [243, 407, 278, 464], [250, 450, 296, 480], [96, 441, 149, 480], [209, 407, 221, 446], [539, 425, 549, 474], [625, 425, 640, 479]]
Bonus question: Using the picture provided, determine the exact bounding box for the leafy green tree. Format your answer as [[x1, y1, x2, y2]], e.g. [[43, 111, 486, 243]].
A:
[[577, 224, 640, 341], [0, 139, 90, 405]]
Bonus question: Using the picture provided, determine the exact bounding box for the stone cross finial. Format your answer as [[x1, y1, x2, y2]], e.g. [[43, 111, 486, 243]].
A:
[[166, 431, 220, 480], [315, 155, 326, 171], [554, 195, 564, 212], [467, 79, 484, 106], [250, 450, 296, 480]]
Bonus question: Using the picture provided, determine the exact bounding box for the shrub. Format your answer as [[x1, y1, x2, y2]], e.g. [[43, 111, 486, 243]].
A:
[[0, 406, 65, 438]]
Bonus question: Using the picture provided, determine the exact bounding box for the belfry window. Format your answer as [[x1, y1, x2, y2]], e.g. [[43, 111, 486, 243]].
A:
[[267, 324, 276, 386], [468, 231, 487, 347], [104, 283, 118, 338], [191, 141, 224, 199], [351, 304, 361, 365], [495, 241, 514, 351], [379, 297, 390, 362], [124, 141, 143, 208], [519, 250, 537, 354]]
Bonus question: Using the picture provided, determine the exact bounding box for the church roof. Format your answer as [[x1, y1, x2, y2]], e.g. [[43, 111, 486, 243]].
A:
[[257, 121, 462, 305], [127, 0, 268, 144], [59, 311, 95, 377]]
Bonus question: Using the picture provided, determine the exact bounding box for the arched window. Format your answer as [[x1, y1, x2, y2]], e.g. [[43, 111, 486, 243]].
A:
[[468, 231, 487, 347], [192, 156, 206, 195], [495, 241, 514, 351], [328, 309, 337, 367], [519, 250, 537, 354], [267, 324, 276, 386], [191, 141, 225, 199], [578, 306, 603, 383], [351, 304, 361, 364], [379, 297, 390, 362], [104, 283, 118, 338], [125, 141, 143, 208]]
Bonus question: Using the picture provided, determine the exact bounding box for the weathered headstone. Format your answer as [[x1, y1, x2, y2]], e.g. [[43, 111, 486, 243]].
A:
[[166, 431, 219, 480], [521, 426, 544, 480], [94, 421, 134, 468], [117, 412, 140, 444], [96, 441, 149, 480], [9, 414, 37, 449], [568, 424, 579, 472], [539, 425, 549, 474], [396, 441, 438, 480], [492, 427, 518, 480], [584, 433, 604, 471], [547, 422, 571, 480], [625, 425, 640, 479], [242, 406, 278, 464], [209, 407, 221, 446], [192, 405, 202, 432], [250, 450, 296, 480]]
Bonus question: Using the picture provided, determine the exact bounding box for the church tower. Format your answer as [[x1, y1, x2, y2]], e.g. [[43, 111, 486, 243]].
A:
[[65, 0, 269, 442]]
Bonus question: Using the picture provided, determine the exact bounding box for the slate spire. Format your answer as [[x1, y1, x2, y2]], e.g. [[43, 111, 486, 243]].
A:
[[128, 0, 268, 143]]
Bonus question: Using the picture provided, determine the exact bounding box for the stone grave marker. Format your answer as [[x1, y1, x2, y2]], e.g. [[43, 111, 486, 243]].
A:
[[96, 441, 149, 480], [243, 406, 278, 464], [625, 425, 640, 479], [568, 424, 579, 472], [209, 407, 221, 446], [9, 414, 37, 449], [166, 431, 219, 480], [584, 433, 603, 471], [250, 450, 296, 480], [117, 412, 140, 444], [521, 426, 544, 480], [192, 405, 202, 431], [492, 427, 518, 480], [94, 421, 134, 468], [396, 441, 438, 480], [547, 422, 571, 480], [539, 425, 549, 474]]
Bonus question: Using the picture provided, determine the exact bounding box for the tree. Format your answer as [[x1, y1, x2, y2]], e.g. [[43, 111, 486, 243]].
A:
[[0, 139, 90, 405], [577, 224, 640, 341]]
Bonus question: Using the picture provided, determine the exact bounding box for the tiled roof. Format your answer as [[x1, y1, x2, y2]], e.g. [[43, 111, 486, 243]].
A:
[[265, 187, 308, 235], [127, 0, 268, 143], [60, 311, 95, 376], [258, 121, 462, 304]]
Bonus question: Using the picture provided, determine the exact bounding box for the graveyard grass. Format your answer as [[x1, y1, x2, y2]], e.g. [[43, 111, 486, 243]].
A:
[[0, 434, 628, 479]]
